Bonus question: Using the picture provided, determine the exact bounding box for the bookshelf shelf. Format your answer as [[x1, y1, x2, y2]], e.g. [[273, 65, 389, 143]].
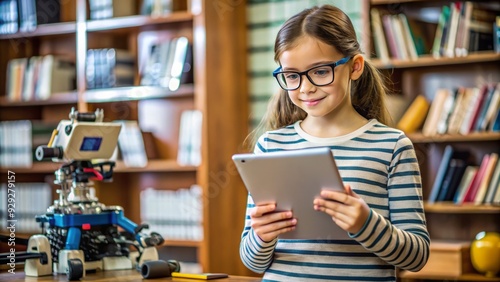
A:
[[371, 52, 500, 69], [0, 0, 249, 275], [368, 0, 500, 280], [371, 0, 425, 4], [0, 92, 78, 107], [84, 85, 195, 103], [399, 270, 500, 281], [114, 159, 196, 173], [0, 160, 197, 174], [0, 162, 61, 174], [86, 12, 193, 33], [0, 22, 77, 39], [163, 239, 202, 248], [424, 202, 500, 214], [407, 132, 500, 144]]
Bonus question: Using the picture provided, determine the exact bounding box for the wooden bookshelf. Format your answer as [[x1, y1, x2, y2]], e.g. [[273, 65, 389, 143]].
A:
[[0, 22, 77, 39], [0, 0, 251, 276], [86, 12, 193, 33], [408, 132, 500, 144], [399, 271, 500, 281], [0, 92, 78, 107], [372, 51, 500, 69], [424, 202, 500, 214], [367, 1, 500, 281], [84, 85, 194, 103]]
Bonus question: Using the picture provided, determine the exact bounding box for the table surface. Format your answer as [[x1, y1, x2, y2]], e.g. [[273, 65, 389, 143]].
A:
[[0, 269, 262, 282]]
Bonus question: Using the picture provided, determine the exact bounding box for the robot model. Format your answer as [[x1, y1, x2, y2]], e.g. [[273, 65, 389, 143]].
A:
[[2, 108, 165, 280]]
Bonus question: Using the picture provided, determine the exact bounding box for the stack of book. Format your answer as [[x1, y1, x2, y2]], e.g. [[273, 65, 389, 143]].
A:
[[431, 2, 497, 58], [0, 120, 55, 168], [140, 185, 203, 241], [86, 48, 135, 89], [397, 82, 500, 135], [115, 120, 148, 168], [6, 55, 76, 101], [0, 182, 52, 233], [139, 36, 193, 91], [0, 0, 61, 34], [88, 0, 135, 20], [177, 110, 202, 167], [428, 145, 500, 205], [370, 1, 498, 61]]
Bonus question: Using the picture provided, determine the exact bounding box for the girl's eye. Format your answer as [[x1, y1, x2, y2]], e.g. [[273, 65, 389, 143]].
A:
[[285, 73, 299, 80], [312, 68, 331, 76]]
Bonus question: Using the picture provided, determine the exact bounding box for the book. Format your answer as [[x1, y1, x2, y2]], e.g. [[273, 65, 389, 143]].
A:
[[436, 158, 467, 202], [177, 110, 202, 166], [382, 14, 400, 59], [484, 160, 500, 204], [116, 120, 148, 168], [432, 5, 450, 58], [455, 1, 474, 57], [447, 87, 471, 134], [462, 154, 491, 203], [478, 83, 500, 131], [474, 153, 498, 205], [428, 145, 455, 203], [398, 13, 418, 61], [443, 2, 461, 58], [474, 84, 496, 132], [396, 95, 430, 133], [370, 8, 390, 62], [422, 89, 449, 136], [390, 14, 409, 60], [171, 272, 228, 280], [436, 88, 457, 134], [459, 86, 486, 135], [454, 166, 478, 204]]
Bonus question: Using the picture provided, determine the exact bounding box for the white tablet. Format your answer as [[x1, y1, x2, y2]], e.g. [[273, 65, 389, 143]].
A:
[[232, 147, 349, 240]]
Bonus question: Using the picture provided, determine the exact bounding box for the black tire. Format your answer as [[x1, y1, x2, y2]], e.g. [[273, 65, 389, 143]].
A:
[[67, 258, 84, 281]]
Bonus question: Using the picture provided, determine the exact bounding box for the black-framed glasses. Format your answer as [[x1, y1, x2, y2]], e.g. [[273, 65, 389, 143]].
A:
[[272, 56, 351, 91]]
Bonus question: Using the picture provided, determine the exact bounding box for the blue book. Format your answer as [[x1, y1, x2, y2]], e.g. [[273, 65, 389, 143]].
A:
[[428, 145, 454, 203], [428, 145, 470, 203], [436, 158, 467, 202], [491, 109, 500, 132]]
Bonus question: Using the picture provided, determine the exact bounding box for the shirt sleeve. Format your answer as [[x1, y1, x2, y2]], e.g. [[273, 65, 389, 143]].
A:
[[239, 132, 278, 273], [349, 134, 430, 272]]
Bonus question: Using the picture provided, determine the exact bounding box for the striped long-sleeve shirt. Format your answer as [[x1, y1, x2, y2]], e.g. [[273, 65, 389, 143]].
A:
[[239, 119, 430, 282]]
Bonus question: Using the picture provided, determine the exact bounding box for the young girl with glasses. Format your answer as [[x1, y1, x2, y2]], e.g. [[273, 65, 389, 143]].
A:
[[240, 5, 429, 281]]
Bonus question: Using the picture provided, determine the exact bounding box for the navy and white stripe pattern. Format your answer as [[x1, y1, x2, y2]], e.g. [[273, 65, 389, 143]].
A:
[[240, 120, 429, 281]]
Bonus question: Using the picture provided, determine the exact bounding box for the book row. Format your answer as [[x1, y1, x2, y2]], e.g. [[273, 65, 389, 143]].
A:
[[371, 1, 499, 61], [86, 48, 135, 90], [428, 145, 500, 205], [397, 82, 500, 135], [0, 0, 60, 35], [0, 182, 52, 233], [140, 185, 203, 241], [6, 55, 75, 102]]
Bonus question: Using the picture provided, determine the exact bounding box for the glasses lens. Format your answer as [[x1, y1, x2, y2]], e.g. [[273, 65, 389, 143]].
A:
[[308, 65, 334, 86], [276, 72, 299, 90]]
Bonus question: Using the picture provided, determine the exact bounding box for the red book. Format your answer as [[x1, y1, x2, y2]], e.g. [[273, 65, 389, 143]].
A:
[[462, 154, 490, 203]]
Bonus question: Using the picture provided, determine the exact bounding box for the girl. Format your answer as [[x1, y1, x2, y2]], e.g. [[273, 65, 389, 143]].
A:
[[240, 5, 429, 281]]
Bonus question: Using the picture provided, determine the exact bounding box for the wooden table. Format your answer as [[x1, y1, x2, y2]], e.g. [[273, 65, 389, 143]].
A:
[[0, 269, 262, 281]]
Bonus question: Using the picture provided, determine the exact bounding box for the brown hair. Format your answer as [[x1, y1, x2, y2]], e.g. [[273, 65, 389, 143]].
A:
[[245, 5, 391, 151]]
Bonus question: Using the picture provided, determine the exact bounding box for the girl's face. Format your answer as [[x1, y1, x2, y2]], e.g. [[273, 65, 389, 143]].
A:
[[279, 36, 352, 120]]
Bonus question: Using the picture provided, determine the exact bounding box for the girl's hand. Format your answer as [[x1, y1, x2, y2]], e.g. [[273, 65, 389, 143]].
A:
[[313, 184, 370, 234], [250, 202, 297, 242]]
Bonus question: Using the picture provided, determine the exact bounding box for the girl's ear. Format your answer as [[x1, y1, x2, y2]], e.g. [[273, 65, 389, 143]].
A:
[[350, 54, 364, 80]]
